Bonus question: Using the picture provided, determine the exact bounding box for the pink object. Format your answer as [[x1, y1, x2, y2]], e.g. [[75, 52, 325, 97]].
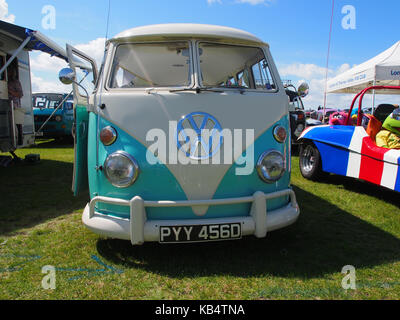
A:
[[329, 111, 348, 125]]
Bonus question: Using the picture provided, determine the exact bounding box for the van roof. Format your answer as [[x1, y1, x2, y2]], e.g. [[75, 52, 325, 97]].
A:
[[111, 24, 267, 47]]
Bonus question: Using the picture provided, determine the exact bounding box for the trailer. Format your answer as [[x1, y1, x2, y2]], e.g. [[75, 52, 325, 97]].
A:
[[0, 20, 69, 164]]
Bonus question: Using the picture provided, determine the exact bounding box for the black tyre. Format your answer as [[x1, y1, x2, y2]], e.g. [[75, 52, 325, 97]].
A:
[[299, 141, 324, 181]]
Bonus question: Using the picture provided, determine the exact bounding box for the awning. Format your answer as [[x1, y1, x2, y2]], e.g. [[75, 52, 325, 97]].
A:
[[0, 20, 92, 74], [0, 19, 68, 61], [327, 41, 400, 95]]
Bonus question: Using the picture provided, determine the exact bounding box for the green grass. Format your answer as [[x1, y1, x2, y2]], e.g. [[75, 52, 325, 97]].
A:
[[0, 141, 400, 299]]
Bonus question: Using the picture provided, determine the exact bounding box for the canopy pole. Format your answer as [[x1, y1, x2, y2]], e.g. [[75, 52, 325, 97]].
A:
[[323, 0, 335, 123], [372, 78, 376, 114], [0, 36, 32, 77]]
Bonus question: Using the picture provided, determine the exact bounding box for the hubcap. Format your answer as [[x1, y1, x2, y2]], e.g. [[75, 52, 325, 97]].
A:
[[301, 145, 316, 173]]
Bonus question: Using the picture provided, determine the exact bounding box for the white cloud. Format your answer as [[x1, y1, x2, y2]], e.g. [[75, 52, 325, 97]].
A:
[[337, 63, 351, 74], [279, 63, 356, 110], [280, 63, 331, 80], [207, 0, 222, 4], [0, 0, 15, 23], [30, 52, 68, 73], [31, 72, 69, 94], [29, 38, 106, 94], [30, 37, 106, 75], [74, 38, 107, 69]]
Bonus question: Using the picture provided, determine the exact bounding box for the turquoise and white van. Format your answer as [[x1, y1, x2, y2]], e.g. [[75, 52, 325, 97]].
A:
[[59, 24, 300, 245]]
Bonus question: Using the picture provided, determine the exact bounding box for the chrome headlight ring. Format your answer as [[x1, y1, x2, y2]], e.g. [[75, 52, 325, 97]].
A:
[[103, 151, 140, 188], [256, 150, 286, 183]]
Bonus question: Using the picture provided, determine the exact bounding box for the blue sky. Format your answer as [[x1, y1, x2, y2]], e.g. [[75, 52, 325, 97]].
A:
[[2, 0, 399, 109]]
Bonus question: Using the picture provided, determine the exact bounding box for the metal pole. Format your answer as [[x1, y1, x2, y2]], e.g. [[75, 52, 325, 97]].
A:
[[0, 36, 32, 77], [372, 78, 376, 114], [10, 100, 16, 149], [36, 73, 89, 134], [36, 91, 73, 134], [323, 0, 335, 123]]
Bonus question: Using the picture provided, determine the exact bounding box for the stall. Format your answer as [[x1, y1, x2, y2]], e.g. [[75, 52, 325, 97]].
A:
[[327, 41, 400, 110]]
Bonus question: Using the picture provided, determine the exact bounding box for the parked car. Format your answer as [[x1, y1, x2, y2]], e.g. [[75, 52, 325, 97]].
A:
[[306, 118, 322, 127], [298, 85, 400, 193], [33, 93, 74, 139], [313, 108, 338, 123], [58, 23, 300, 245]]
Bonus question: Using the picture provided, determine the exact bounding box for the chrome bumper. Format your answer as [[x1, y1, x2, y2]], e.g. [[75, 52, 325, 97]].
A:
[[82, 189, 300, 245]]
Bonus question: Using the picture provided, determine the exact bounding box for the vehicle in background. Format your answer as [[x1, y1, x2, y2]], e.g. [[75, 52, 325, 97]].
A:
[[311, 108, 338, 123], [0, 20, 69, 165], [59, 23, 300, 246], [298, 86, 400, 193], [285, 82, 309, 145], [306, 118, 322, 127], [33, 93, 74, 139]]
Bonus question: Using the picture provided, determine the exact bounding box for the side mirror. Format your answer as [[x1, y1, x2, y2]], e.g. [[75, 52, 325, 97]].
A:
[[298, 82, 309, 98], [59, 68, 75, 85]]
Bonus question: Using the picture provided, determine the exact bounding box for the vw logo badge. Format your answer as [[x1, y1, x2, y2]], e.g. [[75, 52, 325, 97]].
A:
[[177, 112, 223, 160]]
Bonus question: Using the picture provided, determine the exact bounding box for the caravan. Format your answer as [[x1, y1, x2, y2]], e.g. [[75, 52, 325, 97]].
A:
[[0, 20, 69, 163], [59, 24, 300, 245]]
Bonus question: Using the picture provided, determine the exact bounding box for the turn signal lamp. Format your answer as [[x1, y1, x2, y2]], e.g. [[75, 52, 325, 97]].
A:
[[100, 126, 118, 146], [273, 126, 287, 143]]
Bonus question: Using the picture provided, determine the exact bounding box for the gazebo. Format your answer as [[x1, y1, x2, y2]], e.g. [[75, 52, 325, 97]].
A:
[[328, 41, 400, 95]]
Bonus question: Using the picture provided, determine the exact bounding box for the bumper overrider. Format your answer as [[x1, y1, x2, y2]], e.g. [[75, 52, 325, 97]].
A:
[[82, 189, 300, 245]]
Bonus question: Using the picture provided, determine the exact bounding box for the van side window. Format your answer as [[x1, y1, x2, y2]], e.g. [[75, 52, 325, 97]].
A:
[[109, 42, 192, 88], [251, 59, 276, 91]]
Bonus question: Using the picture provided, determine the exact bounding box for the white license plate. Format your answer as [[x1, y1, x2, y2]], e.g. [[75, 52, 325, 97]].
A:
[[159, 223, 242, 243]]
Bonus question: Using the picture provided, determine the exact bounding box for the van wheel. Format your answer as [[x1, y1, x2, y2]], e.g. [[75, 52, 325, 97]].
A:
[[299, 142, 324, 181]]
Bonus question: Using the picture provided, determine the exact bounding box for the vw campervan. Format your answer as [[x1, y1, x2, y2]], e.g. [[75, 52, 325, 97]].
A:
[[60, 24, 300, 245]]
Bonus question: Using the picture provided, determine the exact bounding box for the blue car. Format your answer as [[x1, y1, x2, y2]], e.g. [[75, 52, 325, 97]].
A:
[[33, 93, 74, 139], [298, 85, 400, 193]]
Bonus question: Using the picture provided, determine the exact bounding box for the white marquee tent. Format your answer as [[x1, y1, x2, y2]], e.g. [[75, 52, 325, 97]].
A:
[[327, 41, 400, 96]]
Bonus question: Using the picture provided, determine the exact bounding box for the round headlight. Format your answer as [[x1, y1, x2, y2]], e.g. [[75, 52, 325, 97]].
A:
[[55, 115, 62, 122], [104, 151, 139, 188], [257, 150, 286, 183]]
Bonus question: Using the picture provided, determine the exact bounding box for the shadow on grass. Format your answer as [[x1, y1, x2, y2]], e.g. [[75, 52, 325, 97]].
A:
[[318, 173, 400, 209], [96, 185, 400, 279], [33, 138, 74, 149], [0, 158, 88, 235]]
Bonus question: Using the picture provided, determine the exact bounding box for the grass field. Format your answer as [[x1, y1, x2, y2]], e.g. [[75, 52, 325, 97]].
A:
[[0, 140, 400, 300]]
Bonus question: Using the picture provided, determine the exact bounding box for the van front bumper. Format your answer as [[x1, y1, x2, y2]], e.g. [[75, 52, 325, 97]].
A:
[[82, 189, 300, 245]]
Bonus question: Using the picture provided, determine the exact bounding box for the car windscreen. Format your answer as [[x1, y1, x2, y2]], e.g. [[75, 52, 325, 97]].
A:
[[198, 42, 276, 91], [109, 42, 192, 88]]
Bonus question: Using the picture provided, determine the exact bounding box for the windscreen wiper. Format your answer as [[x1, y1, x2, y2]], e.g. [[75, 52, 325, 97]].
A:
[[170, 86, 224, 93]]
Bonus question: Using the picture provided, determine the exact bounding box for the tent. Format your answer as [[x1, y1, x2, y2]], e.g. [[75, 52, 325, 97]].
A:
[[327, 41, 400, 96]]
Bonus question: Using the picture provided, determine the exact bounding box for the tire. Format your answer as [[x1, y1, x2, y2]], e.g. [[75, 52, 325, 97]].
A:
[[299, 141, 324, 181]]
